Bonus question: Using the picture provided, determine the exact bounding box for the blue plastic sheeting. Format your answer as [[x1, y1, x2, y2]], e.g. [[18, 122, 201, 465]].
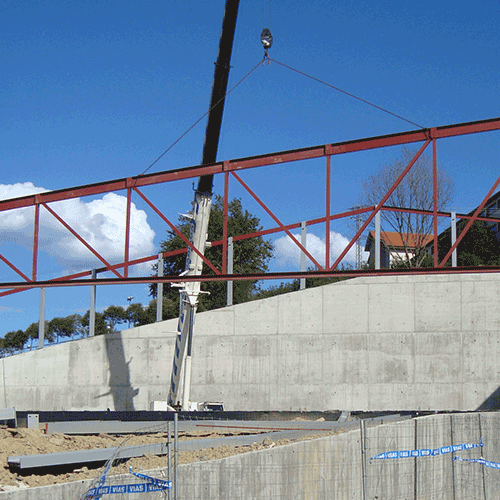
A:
[[453, 456, 500, 469], [371, 440, 483, 460]]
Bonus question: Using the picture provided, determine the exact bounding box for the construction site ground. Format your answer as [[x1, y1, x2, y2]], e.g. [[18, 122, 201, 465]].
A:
[[0, 421, 336, 492]]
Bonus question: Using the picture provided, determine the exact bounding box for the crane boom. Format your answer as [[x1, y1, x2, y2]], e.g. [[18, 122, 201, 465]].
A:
[[167, 0, 240, 410]]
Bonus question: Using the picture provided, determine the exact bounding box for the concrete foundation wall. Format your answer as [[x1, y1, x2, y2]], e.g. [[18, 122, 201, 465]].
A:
[[2, 412, 500, 499], [2, 273, 500, 411]]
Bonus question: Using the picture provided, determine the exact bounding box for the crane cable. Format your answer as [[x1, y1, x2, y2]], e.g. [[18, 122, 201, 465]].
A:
[[140, 59, 263, 176], [269, 58, 425, 129]]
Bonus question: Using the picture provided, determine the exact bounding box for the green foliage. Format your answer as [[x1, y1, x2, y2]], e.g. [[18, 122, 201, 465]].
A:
[[429, 220, 500, 267], [48, 316, 79, 343], [81, 311, 108, 336], [3, 329, 27, 353], [102, 305, 127, 332], [152, 196, 273, 318]]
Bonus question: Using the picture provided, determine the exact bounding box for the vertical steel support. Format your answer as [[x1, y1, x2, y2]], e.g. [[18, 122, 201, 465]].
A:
[[326, 155, 331, 269], [38, 287, 45, 349], [89, 269, 96, 337], [414, 418, 418, 500], [167, 420, 172, 500], [375, 208, 381, 270], [451, 212, 457, 268], [479, 414, 487, 500], [360, 419, 367, 500], [124, 187, 132, 278], [227, 237, 233, 306], [174, 412, 178, 500], [32, 203, 40, 281], [300, 221, 307, 290], [432, 139, 438, 267], [222, 170, 229, 274], [157, 253, 164, 322], [450, 415, 456, 500]]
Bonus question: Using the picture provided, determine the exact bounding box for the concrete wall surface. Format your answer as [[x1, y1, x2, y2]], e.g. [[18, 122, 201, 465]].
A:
[[2, 272, 500, 411], [2, 411, 500, 499]]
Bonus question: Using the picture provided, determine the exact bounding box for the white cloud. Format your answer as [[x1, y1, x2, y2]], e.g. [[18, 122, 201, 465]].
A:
[[0, 182, 156, 271], [273, 231, 369, 268]]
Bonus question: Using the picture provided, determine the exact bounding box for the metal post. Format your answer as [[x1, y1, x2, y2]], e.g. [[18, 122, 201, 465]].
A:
[[451, 415, 456, 500], [375, 208, 381, 269], [360, 419, 367, 500], [451, 212, 457, 268], [300, 221, 307, 290], [38, 288, 45, 349], [479, 413, 487, 500], [89, 270, 96, 337], [414, 418, 418, 500], [227, 236, 233, 306], [174, 412, 178, 500], [167, 421, 172, 500], [157, 253, 163, 322]]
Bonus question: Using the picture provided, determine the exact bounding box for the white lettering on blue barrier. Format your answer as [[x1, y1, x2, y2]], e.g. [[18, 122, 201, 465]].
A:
[[85, 482, 171, 496], [371, 440, 483, 461], [454, 456, 500, 470]]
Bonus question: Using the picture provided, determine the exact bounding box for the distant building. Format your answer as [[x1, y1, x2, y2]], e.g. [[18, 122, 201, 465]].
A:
[[477, 191, 500, 240], [365, 231, 433, 268]]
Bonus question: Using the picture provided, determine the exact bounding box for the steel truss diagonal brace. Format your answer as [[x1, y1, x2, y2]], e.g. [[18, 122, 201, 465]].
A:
[[231, 171, 325, 270], [41, 202, 123, 278], [132, 187, 220, 275], [330, 139, 431, 270]]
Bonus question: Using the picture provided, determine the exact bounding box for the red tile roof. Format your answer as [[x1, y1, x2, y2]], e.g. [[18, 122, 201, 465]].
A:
[[367, 231, 433, 249]]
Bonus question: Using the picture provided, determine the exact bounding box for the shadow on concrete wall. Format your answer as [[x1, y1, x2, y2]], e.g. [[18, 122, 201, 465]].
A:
[[95, 332, 139, 410], [477, 387, 500, 410]]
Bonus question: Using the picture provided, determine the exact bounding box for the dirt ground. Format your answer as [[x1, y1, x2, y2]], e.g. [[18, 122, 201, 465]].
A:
[[0, 423, 334, 492]]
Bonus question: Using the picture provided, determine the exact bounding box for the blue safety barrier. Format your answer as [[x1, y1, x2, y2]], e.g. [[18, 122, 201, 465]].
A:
[[87, 482, 172, 496], [453, 456, 500, 469], [371, 439, 483, 460]]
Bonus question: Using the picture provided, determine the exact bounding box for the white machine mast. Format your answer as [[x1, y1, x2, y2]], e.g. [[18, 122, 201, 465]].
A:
[[167, 0, 240, 410]]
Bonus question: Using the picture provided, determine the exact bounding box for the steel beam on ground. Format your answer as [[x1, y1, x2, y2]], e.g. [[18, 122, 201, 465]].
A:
[[45, 421, 173, 435]]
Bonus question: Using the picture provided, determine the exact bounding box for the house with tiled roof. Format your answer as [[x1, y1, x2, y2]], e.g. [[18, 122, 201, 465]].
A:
[[365, 231, 433, 268]]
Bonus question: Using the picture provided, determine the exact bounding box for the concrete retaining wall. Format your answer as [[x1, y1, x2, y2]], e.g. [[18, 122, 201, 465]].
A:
[[2, 272, 500, 411], [2, 412, 500, 499]]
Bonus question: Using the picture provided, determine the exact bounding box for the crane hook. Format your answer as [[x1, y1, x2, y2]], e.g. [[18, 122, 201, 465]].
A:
[[260, 28, 273, 62]]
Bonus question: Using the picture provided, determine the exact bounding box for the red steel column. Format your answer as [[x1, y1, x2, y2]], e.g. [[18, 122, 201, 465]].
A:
[[326, 155, 331, 269], [433, 138, 438, 267], [222, 170, 229, 274], [124, 185, 132, 278], [32, 202, 40, 281]]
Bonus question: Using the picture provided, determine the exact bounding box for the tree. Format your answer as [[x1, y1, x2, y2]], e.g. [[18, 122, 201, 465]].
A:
[[102, 305, 127, 332], [425, 219, 500, 267], [3, 329, 28, 353], [81, 311, 108, 336], [359, 148, 454, 267], [48, 316, 79, 343], [152, 196, 274, 317]]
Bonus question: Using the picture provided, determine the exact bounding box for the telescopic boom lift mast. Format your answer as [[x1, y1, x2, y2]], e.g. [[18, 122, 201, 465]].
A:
[[167, 0, 240, 411]]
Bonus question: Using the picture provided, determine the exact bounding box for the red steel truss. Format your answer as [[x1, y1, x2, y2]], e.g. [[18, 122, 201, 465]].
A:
[[1, 116, 500, 294]]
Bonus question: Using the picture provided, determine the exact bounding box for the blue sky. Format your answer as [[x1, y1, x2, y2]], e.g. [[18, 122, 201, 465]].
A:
[[1, 0, 500, 335]]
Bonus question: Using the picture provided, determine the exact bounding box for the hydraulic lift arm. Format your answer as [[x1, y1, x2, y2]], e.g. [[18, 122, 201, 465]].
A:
[[167, 0, 240, 410]]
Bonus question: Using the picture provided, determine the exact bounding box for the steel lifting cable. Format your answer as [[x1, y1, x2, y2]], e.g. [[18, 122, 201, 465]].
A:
[[270, 58, 425, 129], [140, 59, 263, 176]]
